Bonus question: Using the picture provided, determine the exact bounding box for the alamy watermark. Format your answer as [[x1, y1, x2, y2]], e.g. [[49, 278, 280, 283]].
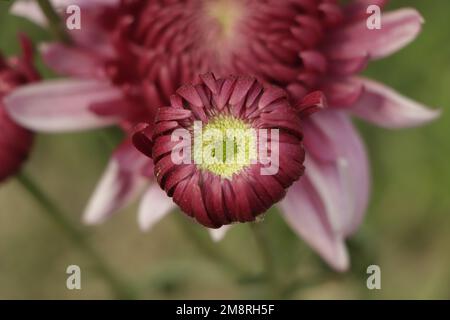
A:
[[367, 5, 382, 30], [66, 5, 81, 30], [366, 265, 381, 290], [66, 265, 81, 290]]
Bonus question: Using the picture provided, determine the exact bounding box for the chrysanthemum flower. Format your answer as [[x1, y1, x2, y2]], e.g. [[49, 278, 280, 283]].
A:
[[6, 0, 440, 270], [133, 73, 307, 227], [0, 36, 39, 182]]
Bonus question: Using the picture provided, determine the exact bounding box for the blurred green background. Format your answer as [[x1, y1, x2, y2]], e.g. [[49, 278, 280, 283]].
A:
[[0, 0, 449, 299]]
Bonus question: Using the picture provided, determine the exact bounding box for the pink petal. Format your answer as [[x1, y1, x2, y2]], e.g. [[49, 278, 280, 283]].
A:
[[10, 1, 48, 26], [280, 184, 349, 272], [327, 8, 423, 61], [4, 79, 122, 132], [138, 183, 175, 231], [281, 110, 370, 271], [303, 110, 370, 233], [296, 91, 327, 118], [10, 0, 119, 26], [40, 43, 106, 78], [321, 77, 364, 107], [209, 226, 231, 242], [350, 78, 441, 128], [328, 53, 369, 76], [83, 140, 149, 224]]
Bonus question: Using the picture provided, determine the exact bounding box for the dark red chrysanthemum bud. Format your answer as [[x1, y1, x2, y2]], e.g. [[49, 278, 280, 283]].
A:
[[0, 35, 39, 182], [134, 74, 305, 228]]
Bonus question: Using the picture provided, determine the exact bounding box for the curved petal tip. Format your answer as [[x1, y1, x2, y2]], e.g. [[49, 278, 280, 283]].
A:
[[351, 78, 441, 128], [4, 79, 122, 133], [82, 142, 148, 225], [138, 184, 175, 231], [209, 226, 231, 242]]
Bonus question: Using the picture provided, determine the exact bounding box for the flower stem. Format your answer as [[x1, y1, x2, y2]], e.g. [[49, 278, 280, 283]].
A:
[[174, 214, 249, 279], [250, 222, 282, 299], [36, 0, 71, 43], [16, 171, 136, 299]]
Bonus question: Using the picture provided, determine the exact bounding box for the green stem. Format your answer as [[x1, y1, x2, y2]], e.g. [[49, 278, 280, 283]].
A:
[[250, 222, 282, 299], [174, 214, 249, 278], [281, 273, 341, 298], [16, 171, 136, 299], [36, 0, 71, 43]]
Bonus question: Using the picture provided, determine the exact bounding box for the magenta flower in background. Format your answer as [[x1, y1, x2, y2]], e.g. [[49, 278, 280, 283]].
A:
[[6, 0, 440, 270], [0, 35, 39, 182]]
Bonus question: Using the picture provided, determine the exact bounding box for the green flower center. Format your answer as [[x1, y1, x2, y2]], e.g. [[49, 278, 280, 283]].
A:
[[193, 115, 257, 178], [206, 0, 245, 40]]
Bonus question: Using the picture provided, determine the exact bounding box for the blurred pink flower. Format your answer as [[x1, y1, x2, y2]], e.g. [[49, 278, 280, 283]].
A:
[[6, 0, 440, 270], [0, 36, 39, 182]]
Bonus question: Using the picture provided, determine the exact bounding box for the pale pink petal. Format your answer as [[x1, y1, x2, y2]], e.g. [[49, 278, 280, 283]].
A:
[[280, 183, 349, 272], [10, 1, 47, 26], [83, 141, 149, 224], [209, 226, 231, 242], [40, 43, 106, 78], [280, 110, 370, 271], [303, 110, 370, 234], [10, 0, 119, 26], [327, 8, 423, 60], [4, 79, 122, 132], [350, 78, 441, 128], [138, 183, 175, 231]]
